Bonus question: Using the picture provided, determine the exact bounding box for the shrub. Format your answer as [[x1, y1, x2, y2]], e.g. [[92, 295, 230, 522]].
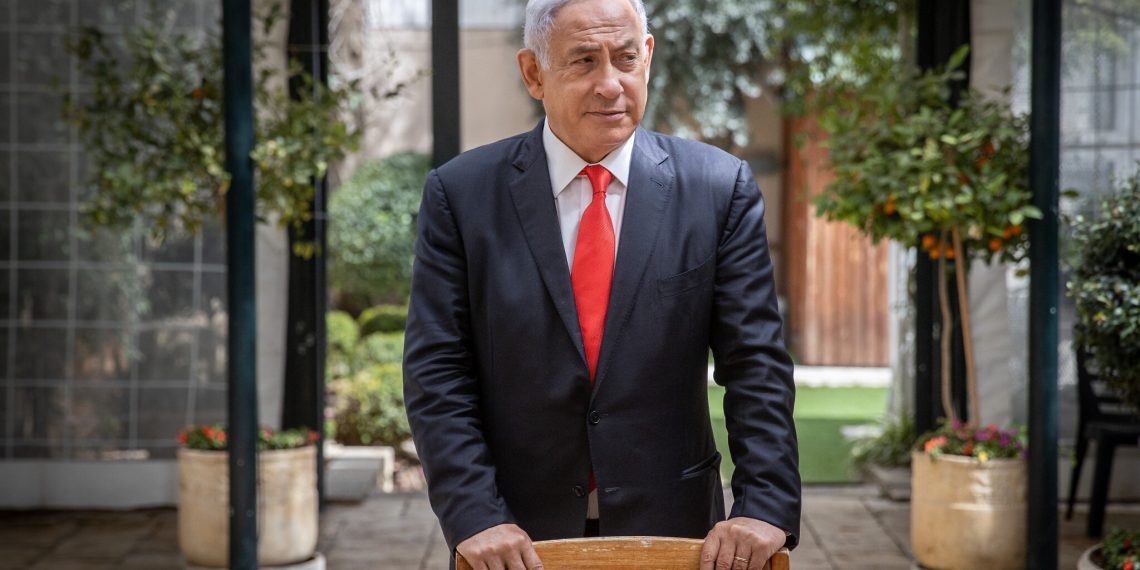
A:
[[358, 304, 408, 337], [327, 310, 360, 355], [352, 332, 405, 369], [327, 310, 360, 379], [851, 414, 915, 469], [329, 153, 429, 305], [1067, 171, 1140, 413], [330, 363, 410, 447]]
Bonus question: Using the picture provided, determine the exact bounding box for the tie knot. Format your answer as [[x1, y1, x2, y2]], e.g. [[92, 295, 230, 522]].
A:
[[579, 165, 613, 196]]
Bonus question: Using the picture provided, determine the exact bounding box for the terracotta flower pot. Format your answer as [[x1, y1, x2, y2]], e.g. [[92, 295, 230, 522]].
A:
[[178, 446, 318, 568], [911, 450, 1027, 569]]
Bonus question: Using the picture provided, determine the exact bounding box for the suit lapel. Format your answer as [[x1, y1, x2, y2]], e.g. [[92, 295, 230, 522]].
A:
[[591, 129, 673, 400], [508, 123, 588, 366]]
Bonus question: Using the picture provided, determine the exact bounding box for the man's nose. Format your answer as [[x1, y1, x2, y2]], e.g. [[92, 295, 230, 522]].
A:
[[594, 61, 623, 100]]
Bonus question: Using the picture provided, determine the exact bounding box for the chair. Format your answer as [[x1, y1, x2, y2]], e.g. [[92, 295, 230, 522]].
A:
[[1064, 343, 1140, 537], [456, 537, 791, 570]]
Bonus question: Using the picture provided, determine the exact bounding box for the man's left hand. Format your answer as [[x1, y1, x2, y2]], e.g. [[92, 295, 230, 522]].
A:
[[700, 517, 786, 570]]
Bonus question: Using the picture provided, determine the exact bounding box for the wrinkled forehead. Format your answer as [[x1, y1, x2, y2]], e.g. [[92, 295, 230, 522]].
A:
[[548, 0, 645, 48]]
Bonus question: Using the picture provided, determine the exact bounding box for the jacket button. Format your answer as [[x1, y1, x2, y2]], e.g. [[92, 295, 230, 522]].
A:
[[588, 410, 601, 425], [572, 485, 586, 497]]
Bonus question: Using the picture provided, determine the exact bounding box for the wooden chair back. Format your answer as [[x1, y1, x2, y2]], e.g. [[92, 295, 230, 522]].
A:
[[456, 537, 791, 570]]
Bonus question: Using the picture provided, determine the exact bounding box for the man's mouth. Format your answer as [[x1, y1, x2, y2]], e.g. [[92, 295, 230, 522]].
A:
[[589, 110, 627, 120]]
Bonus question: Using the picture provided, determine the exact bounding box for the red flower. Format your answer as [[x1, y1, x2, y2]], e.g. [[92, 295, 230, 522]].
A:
[[924, 436, 947, 452], [216, 431, 226, 443], [178, 431, 188, 445], [1123, 559, 1133, 570]]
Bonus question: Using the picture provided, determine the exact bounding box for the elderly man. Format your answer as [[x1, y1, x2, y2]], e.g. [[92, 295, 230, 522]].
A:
[[402, 0, 800, 568]]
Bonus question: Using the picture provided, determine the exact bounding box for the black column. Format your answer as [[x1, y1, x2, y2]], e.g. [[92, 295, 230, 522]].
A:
[[432, 0, 460, 167], [222, 0, 259, 567], [282, 0, 330, 509], [1028, 0, 1062, 565], [914, 0, 972, 435]]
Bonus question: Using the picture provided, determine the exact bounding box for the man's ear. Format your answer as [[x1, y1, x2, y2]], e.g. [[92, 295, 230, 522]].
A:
[[517, 49, 545, 101], [642, 34, 655, 79]]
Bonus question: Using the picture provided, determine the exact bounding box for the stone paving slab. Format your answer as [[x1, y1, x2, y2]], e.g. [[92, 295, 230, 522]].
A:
[[0, 485, 1136, 569]]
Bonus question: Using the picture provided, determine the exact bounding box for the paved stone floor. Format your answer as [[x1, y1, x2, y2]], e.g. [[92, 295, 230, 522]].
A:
[[1, 485, 1137, 569]]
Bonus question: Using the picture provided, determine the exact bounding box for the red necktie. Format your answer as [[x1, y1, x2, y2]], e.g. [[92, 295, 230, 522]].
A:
[[571, 164, 615, 383], [572, 164, 614, 496]]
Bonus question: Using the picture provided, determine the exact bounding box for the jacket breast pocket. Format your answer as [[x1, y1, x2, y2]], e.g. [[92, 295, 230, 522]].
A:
[[658, 254, 716, 298]]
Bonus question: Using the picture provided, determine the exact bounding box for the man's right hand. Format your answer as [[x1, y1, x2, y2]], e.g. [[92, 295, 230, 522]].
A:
[[455, 523, 544, 570]]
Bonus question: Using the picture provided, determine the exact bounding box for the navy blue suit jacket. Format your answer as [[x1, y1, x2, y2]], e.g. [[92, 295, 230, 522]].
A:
[[403, 122, 800, 553]]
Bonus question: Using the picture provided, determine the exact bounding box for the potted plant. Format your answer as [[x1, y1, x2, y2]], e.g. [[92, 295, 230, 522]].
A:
[[1079, 527, 1140, 570], [1066, 171, 1140, 414], [911, 420, 1028, 568], [812, 46, 1039, 569], [850, 414, 915, 500], [178, 424, 321, 568]]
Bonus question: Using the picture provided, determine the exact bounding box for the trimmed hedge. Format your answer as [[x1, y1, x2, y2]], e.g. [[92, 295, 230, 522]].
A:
[[330, 363, 409, 447], [358, 304, 408, 337]]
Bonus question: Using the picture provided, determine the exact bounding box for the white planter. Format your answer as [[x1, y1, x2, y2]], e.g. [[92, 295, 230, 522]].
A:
[[178, 446, 318, 568], [911, 451, 1026, 569], [324, 443, 395, 502], [1077, 545, 1102, 570]]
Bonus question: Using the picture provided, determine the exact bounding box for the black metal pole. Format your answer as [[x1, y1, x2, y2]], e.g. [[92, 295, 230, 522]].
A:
[[283, 0, 330, 511], [1028, 0, 1062, 565], [914, 0, 972, 434], [432, 0, 460, 167], [223, 0, 259, 568]]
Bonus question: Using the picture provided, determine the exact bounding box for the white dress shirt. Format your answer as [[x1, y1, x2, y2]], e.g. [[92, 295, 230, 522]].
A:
[[543, 119, 636, 270], [542, 118, 636, 521]]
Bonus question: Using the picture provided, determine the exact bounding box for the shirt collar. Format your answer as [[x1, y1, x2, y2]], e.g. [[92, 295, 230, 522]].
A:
[[543, 117, 635, 197]]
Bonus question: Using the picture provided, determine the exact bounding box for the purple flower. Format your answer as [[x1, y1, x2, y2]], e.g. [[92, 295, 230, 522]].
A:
[[999, 434, 1010, 447], [952, 419, 963, 429], [975, 429, 991, 441]]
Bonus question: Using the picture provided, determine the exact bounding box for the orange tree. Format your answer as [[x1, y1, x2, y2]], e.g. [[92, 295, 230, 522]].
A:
[[812, 47, 1041, 424]]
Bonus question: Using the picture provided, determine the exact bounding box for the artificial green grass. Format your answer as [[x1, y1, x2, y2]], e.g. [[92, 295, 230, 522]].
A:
[[708, 385, 888, 484]]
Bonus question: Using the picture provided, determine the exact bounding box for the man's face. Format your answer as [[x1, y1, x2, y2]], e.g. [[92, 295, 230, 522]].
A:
[[518, 0, 654, 163]]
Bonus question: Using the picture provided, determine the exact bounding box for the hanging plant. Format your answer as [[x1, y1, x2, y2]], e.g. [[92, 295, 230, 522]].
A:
[[61, 5, 359, 256], [813, 46, 1042, 424]]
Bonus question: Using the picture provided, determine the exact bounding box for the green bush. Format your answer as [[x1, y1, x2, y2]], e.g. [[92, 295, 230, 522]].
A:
[[330, 363, 410, 447], [329, 153, 429, 305], [327, 310, 360, 354], [1067, 171, 1140, 413], [358, 304, 408, 337], [851, 415, 916, 468], [352, 332, 405, 368], [327, 310, 359, 379]]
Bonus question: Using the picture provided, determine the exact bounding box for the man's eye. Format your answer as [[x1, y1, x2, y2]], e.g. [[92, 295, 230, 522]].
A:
[[574, 57, 592, 65]]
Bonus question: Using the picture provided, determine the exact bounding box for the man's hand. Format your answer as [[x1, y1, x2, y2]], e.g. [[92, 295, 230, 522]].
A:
[[455, 523, 544, 570], [700, 517, 786, 570]]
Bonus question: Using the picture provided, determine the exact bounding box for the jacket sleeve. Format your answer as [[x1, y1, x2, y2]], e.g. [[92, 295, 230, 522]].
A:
[[402, 169, 515, 551], [709, 159, 802, 549]]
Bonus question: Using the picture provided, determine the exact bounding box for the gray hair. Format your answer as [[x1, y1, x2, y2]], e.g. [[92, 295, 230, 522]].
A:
[[523, 0, 650, 68]]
